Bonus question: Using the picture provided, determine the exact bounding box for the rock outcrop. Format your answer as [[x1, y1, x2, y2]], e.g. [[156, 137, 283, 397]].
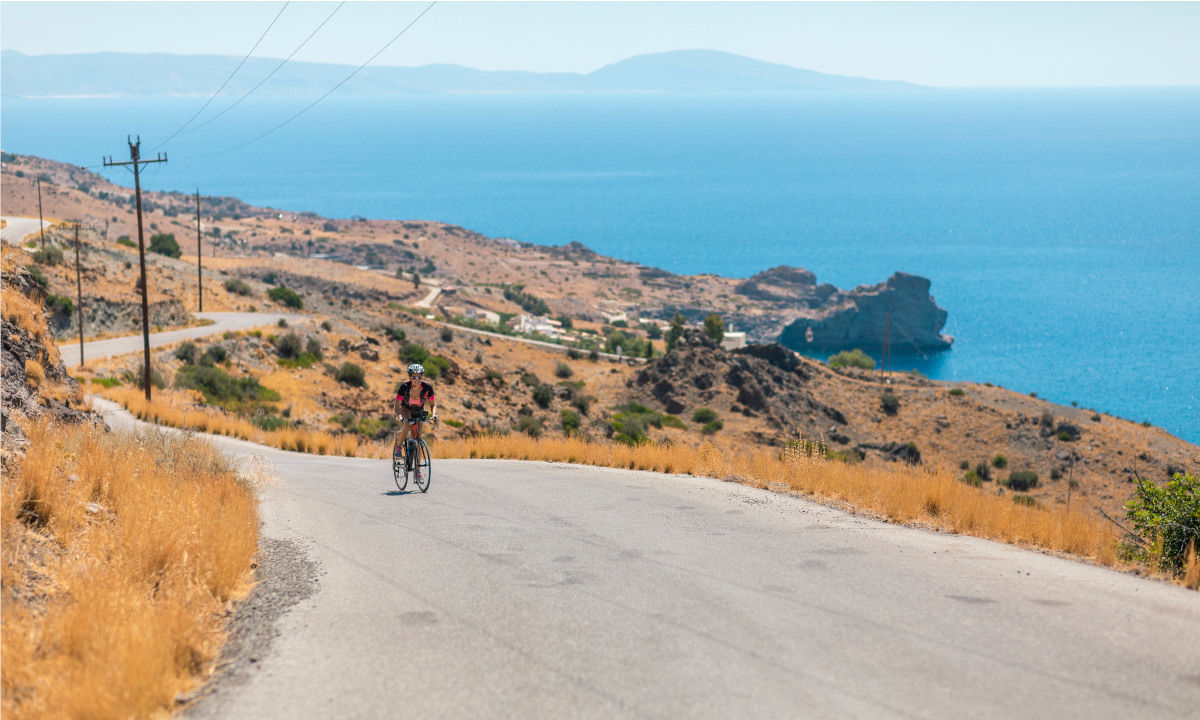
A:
[[776, 272, 952, 352]]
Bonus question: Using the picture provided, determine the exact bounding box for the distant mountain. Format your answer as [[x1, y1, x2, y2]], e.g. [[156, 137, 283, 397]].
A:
[[1, 49, 920, 97]]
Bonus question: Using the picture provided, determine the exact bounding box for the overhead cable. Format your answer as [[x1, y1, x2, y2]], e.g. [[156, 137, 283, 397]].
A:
[[207, 1, 436, 157], [154, 2, 290, 150], [183, 2, 346, 137]]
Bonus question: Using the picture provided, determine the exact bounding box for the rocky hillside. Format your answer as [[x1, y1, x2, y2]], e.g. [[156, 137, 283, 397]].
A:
[[2, 153, 948, 351]]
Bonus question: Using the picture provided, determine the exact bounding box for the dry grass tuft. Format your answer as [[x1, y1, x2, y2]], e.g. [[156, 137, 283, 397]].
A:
[[23, 360, 43, 389], [1, 418, 259, 720]]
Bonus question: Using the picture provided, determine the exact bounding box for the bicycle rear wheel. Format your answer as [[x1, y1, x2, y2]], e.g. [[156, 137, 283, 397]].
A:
[[414, 438, 432, 493]]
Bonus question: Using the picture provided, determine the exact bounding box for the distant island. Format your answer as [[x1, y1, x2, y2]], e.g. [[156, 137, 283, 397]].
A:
[[0, 49, 922, 97]]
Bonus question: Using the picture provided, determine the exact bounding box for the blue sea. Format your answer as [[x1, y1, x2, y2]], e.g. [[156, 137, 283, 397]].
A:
[[3, 90, 1198, 443]]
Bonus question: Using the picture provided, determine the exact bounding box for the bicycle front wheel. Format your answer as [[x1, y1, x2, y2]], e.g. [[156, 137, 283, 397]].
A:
[[393, 436, 408, 491], [414, 438, 432, 493]]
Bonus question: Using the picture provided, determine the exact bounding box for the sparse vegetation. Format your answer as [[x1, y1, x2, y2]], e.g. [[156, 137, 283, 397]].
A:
[[949, 388, 965, 397], [692, 407, 718, 424], [1006, 470, 1039, 492], [335, 362, 366, 387], [991, 454, 1008, 469], [829, 349, 875, 370], [148, 232, 181, 258], [1123, 473, 1200, 581], [224, 277, 252, 296], [532, 383, 554, 409], [554, 362, 574, 379], [880, 393, 900, 415], [116, 235, 136, 248], [267, 285, 303, 309], [32, 246, 64, 266], [703, 313, 724, 342]]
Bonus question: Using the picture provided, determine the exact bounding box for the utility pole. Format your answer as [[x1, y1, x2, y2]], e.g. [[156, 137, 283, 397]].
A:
[[74, 223, 85, 366], [195, 189, 203, 312], [104, 137, 166, 400], [36, 175, 45, 248]]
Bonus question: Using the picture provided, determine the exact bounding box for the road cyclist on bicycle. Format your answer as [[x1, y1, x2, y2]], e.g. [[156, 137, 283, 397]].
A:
[[394, 363, 438, 485]]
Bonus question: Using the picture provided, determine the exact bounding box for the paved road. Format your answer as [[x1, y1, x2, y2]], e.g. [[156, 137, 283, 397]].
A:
[[91, 401, 1200, 719], [1, 215, 52, 244], [60, 311, 304, 368]]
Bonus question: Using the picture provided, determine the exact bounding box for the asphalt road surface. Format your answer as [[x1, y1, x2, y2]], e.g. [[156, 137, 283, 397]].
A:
[[91, 401, 1200, 719], [1, 215, 52, 244], [60, 311, 303, 368]]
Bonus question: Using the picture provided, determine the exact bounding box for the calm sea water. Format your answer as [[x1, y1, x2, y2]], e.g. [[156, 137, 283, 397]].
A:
[[3, 91, 1198, 442]]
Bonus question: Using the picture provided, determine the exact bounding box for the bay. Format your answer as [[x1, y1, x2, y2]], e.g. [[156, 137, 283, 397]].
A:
[[3, 90, 1198, 442]]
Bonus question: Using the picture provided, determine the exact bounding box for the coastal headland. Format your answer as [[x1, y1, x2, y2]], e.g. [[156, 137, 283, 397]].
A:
[[3, 152, 1196, 523]]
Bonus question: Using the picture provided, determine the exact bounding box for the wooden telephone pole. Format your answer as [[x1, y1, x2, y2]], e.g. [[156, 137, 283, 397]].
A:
[[104, 137, 167, 400], [196, 190, 203, 312], [74, 223, 85, 366], [36, 176, 45, 248]]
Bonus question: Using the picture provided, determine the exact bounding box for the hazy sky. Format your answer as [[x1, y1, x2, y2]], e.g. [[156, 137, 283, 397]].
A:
[[2, 1, 1198, 87]]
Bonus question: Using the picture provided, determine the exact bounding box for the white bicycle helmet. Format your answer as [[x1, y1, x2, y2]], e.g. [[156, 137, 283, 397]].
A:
[[407, 363, 425, 375]]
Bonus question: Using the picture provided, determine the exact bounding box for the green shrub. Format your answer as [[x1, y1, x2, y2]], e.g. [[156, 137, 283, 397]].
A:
[[1012, 494, 1038, 508], [532, 383, 554, 409], [991, 454, 1008, 469], [520, 372, 540, 387], [305, 336, 323, 359], [174, 341, 198, 364], [554, 362, 573, 379], [274, 332, 303, 359], [90, 376, 122, 388], [570, 394, 593, 415], [201, 345, 227, 365], [26, 265, 49, 290], [175, 365, 278, 406], [45, 294, 73, 317], [561, 408, 581, 434], [949, 388, 965, 397], [701, 420, 724, 434], [692, 407, 718, 424], [335, 362, 366, 387], [1123, 473, 1200, 574], [611, 413, 647, 445], [267, 285, 303, 309], [502, 284, 550, 315], [32, 246, 64, 265], [880, 393, 900, 415], [484, 368, 504, 382], [1006, 470, 1039, 492], [444, 418, 464, 428], [277, 318, 288, 328], [440, 327, 454, 343], [116, 236, 136, 248], [516, 415, 544, 438], [829, 349, 875, 370], [961, 470, 982, 487], [148, 233, 181, 258], [224, 277, 252, 296], [703, 313, 724, 342], [253, 414, 293, 432], [662, 415, 685, 430]]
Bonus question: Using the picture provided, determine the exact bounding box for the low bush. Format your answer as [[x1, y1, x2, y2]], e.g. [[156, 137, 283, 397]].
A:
[[32, 246, 64, 265], [174, 341, 198, 364], [961, 470, 982, 487], [305, 336, 323, 360], [26, 265, 49, 290], [516, 415, 544, 438], [45, 294, 73, 317], [116, 235, 136, 248], [692, 407, 718, 424], [991, 454, 1008, 469], [880, 393, 900, 415], [148, 232, 181, 258], [224, 277, 252, 296], [440, 327, 454, 343], [1123, 473, 1200, 575], [561, 408, 581, 434], [554, 362, 574, 379], [201, 344, 227, 365], [1012, 494, 1039, 508], [571, 394, 593, 415], [520, 371, 540, 387], [335, 362, 366, 387], [273, 332, 303, 359], [829, 349, 875, 370], [1006, 470, 1039, 492], [662, 415, 686, 430], [175, 364, 278, 407], [701, 420, 724, 435], [267, 285, 303, 309], [949, 388, 965, 397], [532, 383, 554, 409]]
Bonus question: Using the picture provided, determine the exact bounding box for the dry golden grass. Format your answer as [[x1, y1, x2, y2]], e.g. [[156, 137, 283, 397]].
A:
[[1, 417, 259, 720], [99, 385, 363, 457], [431, 432, 1121, 566]]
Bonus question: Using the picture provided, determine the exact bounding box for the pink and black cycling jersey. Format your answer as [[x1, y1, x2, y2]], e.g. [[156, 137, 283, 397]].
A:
[[396, 380, 435, 409]]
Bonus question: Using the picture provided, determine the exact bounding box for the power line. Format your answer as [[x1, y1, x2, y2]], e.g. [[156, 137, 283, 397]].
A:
[[182, 2, 346, 138], [154, 2, 290, 150], [207, 1, 436, 157]]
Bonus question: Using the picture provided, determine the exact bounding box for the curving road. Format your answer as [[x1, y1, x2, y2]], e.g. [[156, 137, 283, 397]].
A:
[[1, 215, 53, 245], [90, 400, 1200, 719], [60, 312, 304, 368]]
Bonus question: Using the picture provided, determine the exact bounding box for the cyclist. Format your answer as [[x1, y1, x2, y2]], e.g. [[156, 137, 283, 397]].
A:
[[394, 363, 438, 479]]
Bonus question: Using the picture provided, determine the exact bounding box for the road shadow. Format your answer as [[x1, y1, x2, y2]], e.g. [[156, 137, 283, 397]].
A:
[[382, 490, 417, 497]]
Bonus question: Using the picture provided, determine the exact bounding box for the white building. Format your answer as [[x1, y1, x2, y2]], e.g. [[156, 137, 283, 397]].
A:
[[721, 324, 747, 350], [464, 306, 501, 324]]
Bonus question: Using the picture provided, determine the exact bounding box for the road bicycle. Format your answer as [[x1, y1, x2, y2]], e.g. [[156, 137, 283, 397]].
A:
[[393, 410, 434, 493]]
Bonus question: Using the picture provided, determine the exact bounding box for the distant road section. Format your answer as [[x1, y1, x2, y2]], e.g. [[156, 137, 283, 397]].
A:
[[60, 311, 303, 368], [1, 215, 53, 244]]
